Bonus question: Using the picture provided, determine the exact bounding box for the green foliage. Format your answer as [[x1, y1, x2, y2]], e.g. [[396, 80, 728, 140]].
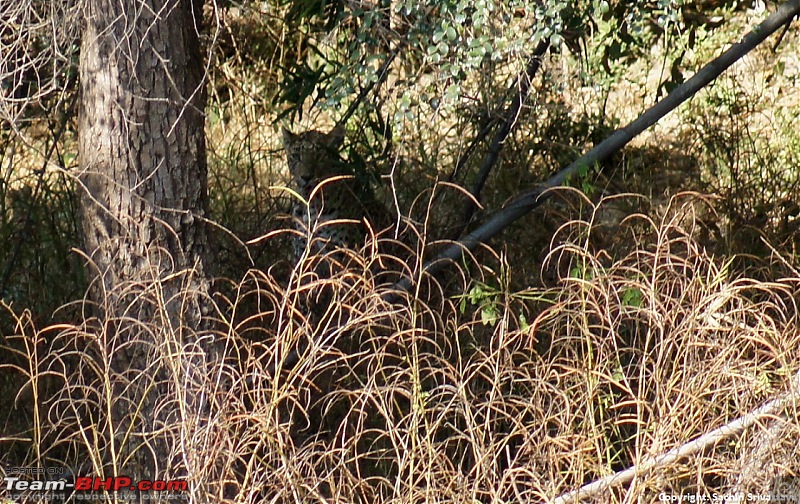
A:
[[565, 161, 601, 196], [284, 0, 344, 23], [459, 282, 501, 327], [276, 0, 699, 120], [621, 287, 643, 308]]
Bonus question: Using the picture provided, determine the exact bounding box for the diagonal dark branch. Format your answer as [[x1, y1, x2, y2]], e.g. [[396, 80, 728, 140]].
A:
[[272, 1, 800, 375], [446, 40, 549, 186], [452, 38, 551, 240], [772, 12, 796, 51], [391, 0, 800, 296], [338, 44, 402, 127]]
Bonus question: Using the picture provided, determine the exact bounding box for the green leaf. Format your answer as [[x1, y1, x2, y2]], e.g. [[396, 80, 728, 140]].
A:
[[582, 179, 595, 196], [519, 313, 529, 332], [481, 304, 498, 326], [621, 287, 643, 308], [468, 285, 484, 304], [445, 83, 460, 101]]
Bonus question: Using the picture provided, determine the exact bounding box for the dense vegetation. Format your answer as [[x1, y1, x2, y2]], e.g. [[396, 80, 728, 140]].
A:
[[1, 0, 799, 501]]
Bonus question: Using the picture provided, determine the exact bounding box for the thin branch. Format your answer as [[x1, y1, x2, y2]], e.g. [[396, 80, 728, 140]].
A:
[[452, 39, 551, 240], [338, 43, 402, 127]]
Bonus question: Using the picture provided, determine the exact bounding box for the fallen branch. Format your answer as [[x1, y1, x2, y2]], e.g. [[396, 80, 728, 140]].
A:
[[393, 0, 800, 295], [550, 365, 800, 503]]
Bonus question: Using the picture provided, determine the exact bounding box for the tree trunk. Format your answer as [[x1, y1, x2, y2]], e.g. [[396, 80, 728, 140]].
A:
[[78, 0, 213, 495], [80, 0, 209, 289]]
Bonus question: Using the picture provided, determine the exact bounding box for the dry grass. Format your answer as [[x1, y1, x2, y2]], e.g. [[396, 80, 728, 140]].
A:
[[2, 192, 799, 502], [3, 4, 800, 500]]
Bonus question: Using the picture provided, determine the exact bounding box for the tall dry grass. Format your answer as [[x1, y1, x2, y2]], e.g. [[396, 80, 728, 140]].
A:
[[2, 192, 799, 502]]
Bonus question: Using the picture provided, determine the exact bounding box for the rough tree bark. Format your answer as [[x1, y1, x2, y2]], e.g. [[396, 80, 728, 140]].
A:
[[78, 0, 214, 495]]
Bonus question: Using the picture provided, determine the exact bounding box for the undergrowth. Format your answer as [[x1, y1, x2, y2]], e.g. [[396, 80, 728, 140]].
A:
[[2, 3, 799, 502], [2, 192, 799, 502]]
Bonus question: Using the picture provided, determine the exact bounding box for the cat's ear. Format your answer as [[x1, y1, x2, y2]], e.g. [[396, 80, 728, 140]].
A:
[[282, 127, 295, 144], [326, 125, 345, 148]]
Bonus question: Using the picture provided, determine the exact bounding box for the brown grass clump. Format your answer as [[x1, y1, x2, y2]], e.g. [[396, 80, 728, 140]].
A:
[[1, 193, 799, 502]]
